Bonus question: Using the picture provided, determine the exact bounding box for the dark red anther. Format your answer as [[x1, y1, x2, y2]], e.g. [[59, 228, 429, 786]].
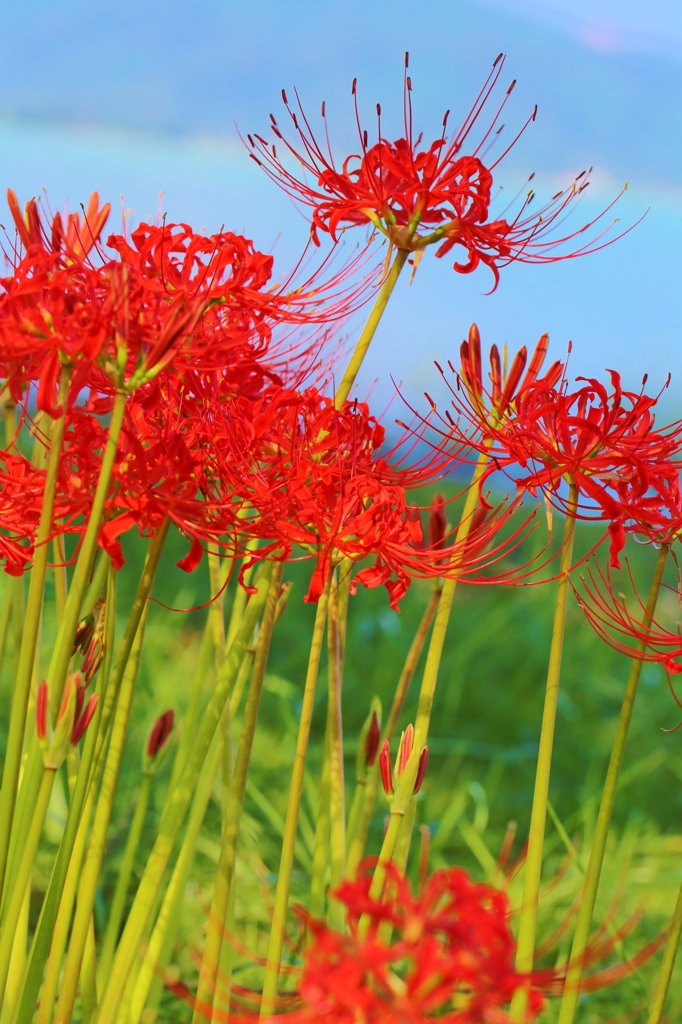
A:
[[414, 746, 429, 794], [365, 711, 381, 767], [428, 494, 447, 551]]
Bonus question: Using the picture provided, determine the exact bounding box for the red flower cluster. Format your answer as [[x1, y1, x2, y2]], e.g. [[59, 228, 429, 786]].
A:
[[427, 326, 682, 568], [248, 54, 629, 287], [298, 861, 543, 1024]]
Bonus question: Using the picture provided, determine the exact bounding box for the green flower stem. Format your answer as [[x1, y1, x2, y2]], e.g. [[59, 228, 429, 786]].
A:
[[326, 575, 346, 931], [260, 575, 331, 1017], [94, 564, 274, 1024], [127, 734, 222, 1024], [46, 388, 127, 708], [511, 482, 579, 1024], [647, 878, 682, 1024], [168, 622, 214, 795], [2, 392, 127, 921], [14, 568, 117, 1024], [357, 451, 490, 908], [0, 584, 13, 672], [2, 871, 29, 1024], [334, 249, 409, 409], [346, 586, 440, 878], [309, 722, 332, 920], [376, 798, 418, 946], [208, 549, 227, 670], [357, 812, 404, 942], [97, 772, 153, 985], [192, 561, 283, 1023], [413, 452, 492, 753], [0, 768, 55, 1011], [36, 762, 99, 1024], [0, 368, 70, 899], [53, 525, 168, 1024], [558, 543, 669, 1024], [52, 535, 68, 625], [80, 920, 97, 1024]]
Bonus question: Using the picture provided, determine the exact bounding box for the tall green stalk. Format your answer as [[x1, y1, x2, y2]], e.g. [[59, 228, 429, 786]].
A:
[[647, 880, 682, 1024], [0, 769, 56, 1011], [127, 734, 223, 1024], [0, 368, 70, 898], [260, 575, 331, 1016], [96, 772, 152, 984], [346, 586, 440, 878], [94, 564, 273, 1024], [326, 575, 346, 931], [14, 567, 117, 1024], [557, 543, 669, 1024], [510, 482, 579, 1023], [192, 561, 283, 1023], [334, 249, 409, 409], [54, 527, 169, 1024], [1, 391, 128, 921], [309, 723, 332, 920]]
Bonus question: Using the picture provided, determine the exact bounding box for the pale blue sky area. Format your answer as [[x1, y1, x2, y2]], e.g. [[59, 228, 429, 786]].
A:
[[1, 0, 681, 410]]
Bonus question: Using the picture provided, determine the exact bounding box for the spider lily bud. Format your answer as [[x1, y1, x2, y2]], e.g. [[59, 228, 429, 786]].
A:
[[427, 494, 447, 550], [144, 710, 175, 772], [380, 725, 428, 802], [36, 672, 98, 769], [379, 739, 393, 796], [81, 635, 104, 686], [405, 506, 424, 547], [356, 698, 382, 783], [397, 724, 415, 776], [414, 745, 429, 794]]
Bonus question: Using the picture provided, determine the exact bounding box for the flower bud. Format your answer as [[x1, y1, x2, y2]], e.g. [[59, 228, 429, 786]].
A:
[[428, 495, 447, 551], [36, 673, 98, 769], [81, 635, 103, 686], [365, 711, 381, 768], [144, 710, 175, 771], [397, 724, 414, 777], [414, 746, 429, 794], [36, 680, 49, 742], [379, 739, 393, 796]]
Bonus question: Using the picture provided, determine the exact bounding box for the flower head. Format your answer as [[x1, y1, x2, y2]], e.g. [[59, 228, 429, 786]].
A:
[[298, 861, 543, 1023], [249, 55, 629, 288]]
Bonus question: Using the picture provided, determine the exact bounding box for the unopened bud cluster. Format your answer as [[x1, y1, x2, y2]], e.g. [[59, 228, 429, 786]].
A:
[[36, 672, 98, 770], [379, 723, 428, 799]]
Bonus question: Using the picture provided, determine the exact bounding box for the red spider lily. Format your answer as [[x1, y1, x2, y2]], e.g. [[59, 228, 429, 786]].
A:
[[296, 860, 544, 1024], [572, 556, 682, 676], [5, 188, 111, 262], [209, 383, 542, 608], [424, 328, 682, 567], [0, 447, 45, 575], [248, 54, 630, 288]]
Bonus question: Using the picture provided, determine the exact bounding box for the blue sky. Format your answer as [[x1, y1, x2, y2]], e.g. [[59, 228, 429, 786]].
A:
[[2, 0, 681, 410]]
